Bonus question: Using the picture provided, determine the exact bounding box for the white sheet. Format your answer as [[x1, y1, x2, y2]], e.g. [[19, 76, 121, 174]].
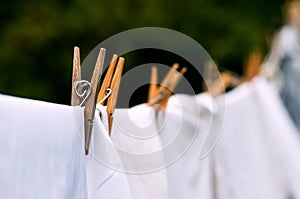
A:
[[215, 78, 300, 199], [86, 105, 133, 199], [0, 94, 87, 199], [110, 104, 168, 199]]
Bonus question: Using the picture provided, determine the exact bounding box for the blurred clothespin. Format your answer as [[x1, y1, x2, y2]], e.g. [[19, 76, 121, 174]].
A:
[[208, 71, 242, 98], [71, 47, 106, 155], [243, 50, 263, 81], [207, 49, 263, 98], [147, 64, 187, 111], [203, 60, 220, 91], [96, 54, 125, 135]]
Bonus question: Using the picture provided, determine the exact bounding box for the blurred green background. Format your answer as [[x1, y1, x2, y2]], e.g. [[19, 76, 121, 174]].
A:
[[0, 0, 284, 105]]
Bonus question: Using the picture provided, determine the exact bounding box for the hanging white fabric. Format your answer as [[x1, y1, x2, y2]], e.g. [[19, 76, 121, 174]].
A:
[[86, 105, 133, 199], [0, 94, 87, 199], [109, 104, 168, 199], [156, 93, 218, 199], [214, 77, 300, 199]]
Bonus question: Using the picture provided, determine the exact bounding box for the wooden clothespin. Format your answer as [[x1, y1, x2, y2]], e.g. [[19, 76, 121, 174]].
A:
[[208, 71, 242, 98], [96, 54, 125, 134], [243, 50, 263, 81], [71, 46, 106, 155], [206, 50, 262, 98], [148, 64, 187, 111]]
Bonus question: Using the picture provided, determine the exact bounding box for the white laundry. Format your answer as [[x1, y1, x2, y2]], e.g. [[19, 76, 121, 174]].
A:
[[110, 104, 168, 199], [0, 94, 87, 199], [215, 77, 300, 199], [157, 93, 221, 199], [86, 105, 133, 199], [262, 25, 300, 131]]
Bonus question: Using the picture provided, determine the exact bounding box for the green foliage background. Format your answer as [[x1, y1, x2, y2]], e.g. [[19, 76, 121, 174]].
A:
[[0, 0, 284, 104]]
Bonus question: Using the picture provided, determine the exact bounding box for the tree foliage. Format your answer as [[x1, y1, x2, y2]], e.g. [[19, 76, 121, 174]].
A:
[[0, 0, 284, 104]]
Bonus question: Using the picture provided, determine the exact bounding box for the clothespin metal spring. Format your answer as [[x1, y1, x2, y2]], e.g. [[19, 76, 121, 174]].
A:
[[74, 80, 92, 107]]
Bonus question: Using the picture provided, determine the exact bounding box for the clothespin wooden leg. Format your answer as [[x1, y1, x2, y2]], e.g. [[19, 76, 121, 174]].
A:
[[84, 48, 106, 155], [209, 72, 231, 98], [148, 66, 158, 104], [244, 50, 263, 81], [97, 54, 118, 104], [71, 47, 81, 106], [160, 67, 187, 108], [107, 57, 125, 134], [168, 67, 187, 91], [160, 63, 179, 89]]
